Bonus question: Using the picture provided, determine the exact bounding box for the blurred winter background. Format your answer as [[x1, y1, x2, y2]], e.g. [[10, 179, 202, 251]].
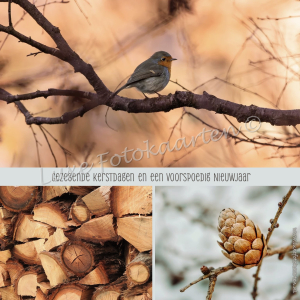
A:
[[155, 186, 300, 300], [1, 0, 300, 167]]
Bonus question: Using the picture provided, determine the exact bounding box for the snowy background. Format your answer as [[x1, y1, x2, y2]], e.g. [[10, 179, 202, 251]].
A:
[[155, 186, 300, 300]]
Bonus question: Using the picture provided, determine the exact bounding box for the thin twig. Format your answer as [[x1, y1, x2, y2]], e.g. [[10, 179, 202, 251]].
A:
[[39, 126, 58, 167], [252, 186, 297, 299], [8, 0, 12, 27]]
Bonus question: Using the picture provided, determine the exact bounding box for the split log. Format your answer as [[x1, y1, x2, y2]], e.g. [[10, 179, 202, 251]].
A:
[[13, 214, 55, 242], [117, 217, 152, 252], [79, 259, 125, 285], [15, 270, 38, 297], [36, 287, 47, 300], [13, 239, 45, 265], [70, 198, 91, 225], [67, 187, 96, 196], [73, 214, 118, 244], [5, 259, 24, 284], [123, 282, 152, 299], [48, 283, 94, 300], [38, 281, 51, 295], [0, 285, 20, 300], [0, 218, 12, 239], [0, 208, 14, 219], [0, 250, 11, 263], [92, 275, 127, 300], [42, 187, 68, 202], [126, 253, 152, 286], [33, 201, 72, 228], [0, 186, 39, 212], [44, 228, 68, 251], [39, 251, 71, 287], [111, 187, 152, 217], [82, 186, 112, 217], [0, 263, 10, 287]]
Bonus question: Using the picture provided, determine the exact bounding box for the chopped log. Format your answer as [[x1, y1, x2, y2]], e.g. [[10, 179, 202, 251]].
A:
[[70, 198, 91, 225], [111, 187, 152, 217], [39, 251, 71, 287], [33, 201, 72, 228], [67, 186, 96, 196], [79, 259, 125, 285], [42, 187, 68, 202], [13, 214, 55, 242], [61, 241, 120, 277], [38, 281, 51, 295], [117, 217, 152, 252], [5, 259, 24, 284], [92, 275, 127, 300], [0, 285, 20, 300], [0, 186, 39, 212], [122, 282, 152, 299], [74, 214, 118, 244], [126, 253, 152, 286], [0, 208, 14, 219], [48, 283, 94, 300], [36, 287, 47, 300], [82, 186, 112, 217], [15, 270, 38, 297], [124, 242, 139, 265], [0, 250, 11, 263], [0, 263, 10, 287], [13, 239, 45, 265], [44, 228, 68, 251], [93, 290, 120, 300], [0, 218, 12, 239], [61, 240, 95, 276]]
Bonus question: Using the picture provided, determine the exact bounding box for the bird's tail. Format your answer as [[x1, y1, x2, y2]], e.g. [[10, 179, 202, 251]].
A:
[[109, 84, 128, 100]]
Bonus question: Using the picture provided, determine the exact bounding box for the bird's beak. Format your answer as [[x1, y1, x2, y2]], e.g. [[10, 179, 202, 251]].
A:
[[171, 58, 177, 61]]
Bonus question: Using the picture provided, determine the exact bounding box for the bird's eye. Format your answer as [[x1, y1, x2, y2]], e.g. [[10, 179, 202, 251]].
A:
[[161, 57, 166, 61]]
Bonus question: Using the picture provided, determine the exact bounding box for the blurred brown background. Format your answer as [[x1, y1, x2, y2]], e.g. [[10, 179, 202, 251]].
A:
[[0, 0, 300, 167]]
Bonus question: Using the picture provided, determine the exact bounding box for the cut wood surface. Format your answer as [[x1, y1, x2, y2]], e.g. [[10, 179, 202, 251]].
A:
[[42, 187, 68, 202], [126, 253, 152, 286], [82, 186, 112, 216], [111, 186, 152, 217], [33, 202, 70, 228], [44, 228, 68, 251], [14, 214, 55, 242], [79, 259, 124, 285], [117, 217, 152, 252], [70, 198, 91, 224], [0, 186, 152, 300], [13, 239, 45, 265], [74, 214, 118, 244], [40, 252, 70, 287], [15, 270, 38, 297], [0, 250, 11, 263], [0, 186, 38, 212]]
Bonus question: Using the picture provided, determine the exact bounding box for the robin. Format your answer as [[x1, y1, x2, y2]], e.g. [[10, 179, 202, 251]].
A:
[[111, 51, 177, 98]]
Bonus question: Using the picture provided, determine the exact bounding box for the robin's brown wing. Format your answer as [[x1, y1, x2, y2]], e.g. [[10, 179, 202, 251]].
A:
[[126, 63, 164, 86]]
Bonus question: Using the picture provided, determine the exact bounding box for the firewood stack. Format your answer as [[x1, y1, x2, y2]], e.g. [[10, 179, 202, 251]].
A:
[[0, 186, 152, 300]]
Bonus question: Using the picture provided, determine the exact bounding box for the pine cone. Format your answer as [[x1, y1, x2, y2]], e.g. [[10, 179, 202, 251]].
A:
[[217, 208, 267, 269]]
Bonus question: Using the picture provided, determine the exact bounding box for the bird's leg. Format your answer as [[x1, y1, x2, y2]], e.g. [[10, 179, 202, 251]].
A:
[[155, 92, 161, 97], [142, 92, 149, 99]]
